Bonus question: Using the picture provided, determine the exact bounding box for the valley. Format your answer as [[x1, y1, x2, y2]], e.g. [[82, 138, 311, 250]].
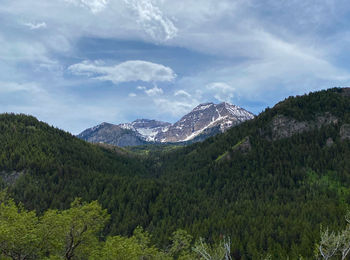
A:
[[1, 88, 350, 258]]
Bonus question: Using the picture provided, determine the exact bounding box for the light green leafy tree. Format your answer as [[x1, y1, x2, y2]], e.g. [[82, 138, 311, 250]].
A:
[[39, 198, 109, 259], [0, 191, 41, 260], [95, 226, 170, 260], [168, 229, 195, 259], [0, 192, 109, 260]]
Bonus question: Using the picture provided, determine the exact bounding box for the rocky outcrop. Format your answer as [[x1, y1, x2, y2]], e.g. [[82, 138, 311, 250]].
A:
[[340, 124, 350, 140], [269, 113, 338, 141], [340, 87, 350, 97], [0, 171, 24, 185], [216, 136, 251, 162], [326, 137, 334, 147], [271, 115, 308, 140], [233, 137, 252, 153]]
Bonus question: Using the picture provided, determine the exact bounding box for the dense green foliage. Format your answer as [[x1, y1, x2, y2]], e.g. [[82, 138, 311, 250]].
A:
[[1, 88, 350, 259], [0, 192, 228, 259]]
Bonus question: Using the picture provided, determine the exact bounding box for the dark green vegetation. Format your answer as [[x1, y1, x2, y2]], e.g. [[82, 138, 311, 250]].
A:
[[0, 191, 233, 259], [1, 88, 350, 259]]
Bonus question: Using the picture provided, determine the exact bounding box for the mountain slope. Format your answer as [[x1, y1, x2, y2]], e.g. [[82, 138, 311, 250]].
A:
[[119, 119, 171, 141], [2, 88, 350, 258], [77, 122, 147, 146]]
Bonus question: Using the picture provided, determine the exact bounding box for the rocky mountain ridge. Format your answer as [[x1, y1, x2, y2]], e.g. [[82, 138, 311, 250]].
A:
[[77, 102, 254, 146]]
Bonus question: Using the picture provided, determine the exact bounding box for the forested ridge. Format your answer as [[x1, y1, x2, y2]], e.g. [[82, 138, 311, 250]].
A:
[[1, 87, 350, 259]]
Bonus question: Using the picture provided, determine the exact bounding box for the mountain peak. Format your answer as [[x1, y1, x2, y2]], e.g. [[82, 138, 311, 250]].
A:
[[155, 101, 254, 143]]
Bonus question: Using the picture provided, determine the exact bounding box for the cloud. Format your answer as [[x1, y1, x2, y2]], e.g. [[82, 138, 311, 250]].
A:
[[174, 89, 191, 98], [23, 22, 47, 30], [123, 0, 178, 41], [207, 82, 235, 103], [64, 0, 109, 14], [128, 92, 137, 97], [153, 98, 197, 117], [145, 85, 163, 96], [68, 60, 176, 84], [137, 86, 147, 90], [152, 92, 202, 118]]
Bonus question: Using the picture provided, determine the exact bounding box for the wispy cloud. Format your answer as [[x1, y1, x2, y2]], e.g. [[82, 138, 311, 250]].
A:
[[174, 89, 191, 98], [23, 22, 47, 30], [145, 85, 163, 96], [123, 0, 178, 41], [153, 96, 199, 117], [68, 60, 176, 84], [206, 82, 235, 103], [64, 0, 109, 14]]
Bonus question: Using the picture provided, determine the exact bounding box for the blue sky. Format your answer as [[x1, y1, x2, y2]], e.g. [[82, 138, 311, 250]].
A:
[[1, 0, 350, 134]]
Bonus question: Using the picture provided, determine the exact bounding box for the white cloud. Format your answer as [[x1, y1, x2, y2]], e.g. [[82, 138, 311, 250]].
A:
[[174, 89, 191, 98], [65, 0, 109, 14], [68, 60, 176, 84], [145, 85, 163, 96], [153, 97, 198, 117], [207, 82, 235, 103], [129, 92, 137, 97], [123, 0, 178, 41], [23, 22, 47, 30], [137, 86, 147, 90]]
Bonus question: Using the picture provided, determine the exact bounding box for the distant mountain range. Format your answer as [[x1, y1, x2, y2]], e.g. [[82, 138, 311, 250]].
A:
[[77, 102, 255, 146]]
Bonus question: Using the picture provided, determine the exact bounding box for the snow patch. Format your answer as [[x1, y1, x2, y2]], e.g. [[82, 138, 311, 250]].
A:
[[193, 103, 214, 111]]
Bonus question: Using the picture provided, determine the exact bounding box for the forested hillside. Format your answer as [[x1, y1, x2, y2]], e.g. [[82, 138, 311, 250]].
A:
[[1, 88, 350, 259]]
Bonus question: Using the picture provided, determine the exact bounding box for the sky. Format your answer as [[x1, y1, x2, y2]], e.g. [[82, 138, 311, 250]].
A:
[[1, 0, 350, 134]]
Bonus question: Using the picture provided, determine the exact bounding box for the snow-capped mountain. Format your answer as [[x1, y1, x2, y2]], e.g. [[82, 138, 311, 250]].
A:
[[77, 102, 254, 146], [155, 102, 255, 143]]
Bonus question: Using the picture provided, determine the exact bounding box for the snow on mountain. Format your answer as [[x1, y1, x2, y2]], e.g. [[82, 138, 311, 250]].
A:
[[77, 102, 254, 146], [155, 102, 254, 143], [119, 119, 171, 142]]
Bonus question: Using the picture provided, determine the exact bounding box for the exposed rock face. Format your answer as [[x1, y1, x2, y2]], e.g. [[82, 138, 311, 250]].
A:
[[341, 87, 350, 97], [271, 115, 309, 140], [326, 137, 334, 147], [0, 171, 24, 185], [269, 113, 338, 140], [155, 102, 254, 143], [340, 124, 350, 140], [216, 136, 251, 162], [233, 137, 251, 153]]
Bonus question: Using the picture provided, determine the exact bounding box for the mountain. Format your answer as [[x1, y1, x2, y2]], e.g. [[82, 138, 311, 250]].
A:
[[2, 88, 350, 258], [77, 122, 147, 147], [155, 102, 254, 142], [77, 102, 254, 146], [77, 119, 171, 146]]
